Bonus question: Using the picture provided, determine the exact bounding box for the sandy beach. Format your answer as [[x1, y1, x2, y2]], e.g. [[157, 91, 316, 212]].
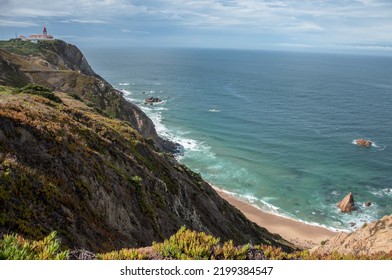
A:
[[213, 186, 339, 249]]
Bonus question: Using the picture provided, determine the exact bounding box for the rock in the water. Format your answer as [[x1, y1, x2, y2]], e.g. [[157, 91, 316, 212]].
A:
[[355, 139, 372, 147], [144, 96, 162, 104], [364, 201, 372, 207], [338, 192, 356, 213]]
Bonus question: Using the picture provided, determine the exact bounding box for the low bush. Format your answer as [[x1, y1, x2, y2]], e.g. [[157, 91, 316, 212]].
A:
[[97, 248, 147, 260], [19, 84, 62, 103], [0, 231, 69, 260], [153, 226, 220, 260]]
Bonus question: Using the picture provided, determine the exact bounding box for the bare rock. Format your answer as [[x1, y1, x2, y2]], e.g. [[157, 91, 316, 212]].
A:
[[69, 249, 96, 260], [364, 201, 372, 207], [338, 192, 356, 213], [355, 139, 372, 147], [310, 215, 392, 257]]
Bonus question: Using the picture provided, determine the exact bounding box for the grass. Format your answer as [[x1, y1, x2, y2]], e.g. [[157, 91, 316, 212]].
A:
[[0, 39, 44, 56], [0, 86, 17, 95]]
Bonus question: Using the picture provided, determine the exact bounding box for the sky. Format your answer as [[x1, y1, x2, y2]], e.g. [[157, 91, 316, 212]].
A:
[[0, 0, 392, 54]]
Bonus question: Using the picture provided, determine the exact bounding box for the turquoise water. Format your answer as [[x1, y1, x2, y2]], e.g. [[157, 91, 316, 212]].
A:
[[85, 48, 392, 231]]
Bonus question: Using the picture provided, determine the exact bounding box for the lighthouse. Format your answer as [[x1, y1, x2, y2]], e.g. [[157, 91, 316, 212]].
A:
[[43, 26, 48, 38]]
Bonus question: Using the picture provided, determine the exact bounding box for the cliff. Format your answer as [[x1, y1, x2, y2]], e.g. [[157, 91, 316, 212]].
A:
[[0, 39, 293, 253], [0, 39, 173, 151], [311, 214, 392, 257]]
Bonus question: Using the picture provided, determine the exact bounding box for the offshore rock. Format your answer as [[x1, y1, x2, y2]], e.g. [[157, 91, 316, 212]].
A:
[[338, 192, 356, 213], [144, 96, 162, 104], [355, 139, 372, 147]]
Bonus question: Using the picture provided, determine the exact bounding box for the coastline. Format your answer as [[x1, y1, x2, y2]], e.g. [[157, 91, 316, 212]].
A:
[[212, 185, 339, 249]]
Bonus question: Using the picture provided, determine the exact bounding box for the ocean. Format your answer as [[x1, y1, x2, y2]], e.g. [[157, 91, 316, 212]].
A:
[[84, 48, 392, 232]]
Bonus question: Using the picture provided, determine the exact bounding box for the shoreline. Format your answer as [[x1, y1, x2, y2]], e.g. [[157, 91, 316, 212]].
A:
[[212, 185, 339, 249]]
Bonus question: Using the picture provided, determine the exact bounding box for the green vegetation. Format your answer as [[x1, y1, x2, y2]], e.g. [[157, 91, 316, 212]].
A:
[[0, 84, 62, 103], [0, 227, 391, 260], [0, 39, 44, 56], [214, 240, 250, 260], [19, 84, 62, 103], [0, 85, 17, 95], [0, 231, 68, 260], [153, 226, 220, 260], [152, 226, 249, 260], [97, 248, 147, 260]]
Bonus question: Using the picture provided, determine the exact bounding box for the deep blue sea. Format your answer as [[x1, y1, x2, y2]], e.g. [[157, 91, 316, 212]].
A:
[[84, 48, 392, 231]]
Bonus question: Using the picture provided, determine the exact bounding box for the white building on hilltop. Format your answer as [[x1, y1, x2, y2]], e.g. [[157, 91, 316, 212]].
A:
[[19, 26, 54, 42]]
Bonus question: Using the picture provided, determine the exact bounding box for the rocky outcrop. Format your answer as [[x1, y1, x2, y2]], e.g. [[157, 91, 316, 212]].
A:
[[39, 39, 97, 77], [145, 96, 163, 104], [364, 201, 372, 207], [338, 192, 356, 213], [355, 139, 372, 147], [0, 51, 30, 87], [311, 215, 392, 256]]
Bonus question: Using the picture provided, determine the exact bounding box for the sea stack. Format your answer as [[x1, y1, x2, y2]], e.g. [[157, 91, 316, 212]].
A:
[[355, 139, 372, 147], [338, 192, 356, 213]]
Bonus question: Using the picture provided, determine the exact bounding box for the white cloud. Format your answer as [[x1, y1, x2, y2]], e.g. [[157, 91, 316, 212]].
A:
[[0, 19, 37, 27], [284, 21, 325, 32], [61, 19, 107, 24], [120, 29, 150, 34], [1, 0, 391, 51]]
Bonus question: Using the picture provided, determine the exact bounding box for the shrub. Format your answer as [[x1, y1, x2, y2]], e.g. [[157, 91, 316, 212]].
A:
[[67, 92, 82, 101], [153, 226, 220, 260], [0, 231, 69, 260], [131, 176, 142, 184], [19, 84, 62, 103], [97, 248, 147, 260], [214, 240, 250, 260]]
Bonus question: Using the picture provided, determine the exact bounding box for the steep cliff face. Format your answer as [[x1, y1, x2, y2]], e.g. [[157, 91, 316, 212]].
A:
[[0, 52, 30, 87], [311, 215, 392, 256], [0, 40, 165, 150]]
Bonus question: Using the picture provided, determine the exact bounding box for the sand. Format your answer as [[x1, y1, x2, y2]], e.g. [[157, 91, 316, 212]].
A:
[[213, 186, 339, 249]]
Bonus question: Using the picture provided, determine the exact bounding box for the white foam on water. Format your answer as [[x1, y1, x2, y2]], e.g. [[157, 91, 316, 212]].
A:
[[329, 201, 381, 231], [208, 109, 221, 112], [234, 191, 344, 232], [370, 188, 392, 197], [119, 82, 130, 86], [134, 96, 211, 156], [119, 89, 131, 95]]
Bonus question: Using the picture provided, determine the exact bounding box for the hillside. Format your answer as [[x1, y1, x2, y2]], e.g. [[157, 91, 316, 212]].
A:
[[0, 39, 293, 252], [0, 39, 174, 152]]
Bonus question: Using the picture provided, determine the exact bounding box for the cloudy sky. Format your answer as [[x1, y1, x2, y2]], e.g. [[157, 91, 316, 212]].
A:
[[0, 0, 391, 53]]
